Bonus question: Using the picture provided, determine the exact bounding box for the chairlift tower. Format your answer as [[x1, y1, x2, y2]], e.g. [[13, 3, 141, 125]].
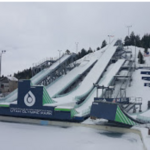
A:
[[58, 50, 62, 65]]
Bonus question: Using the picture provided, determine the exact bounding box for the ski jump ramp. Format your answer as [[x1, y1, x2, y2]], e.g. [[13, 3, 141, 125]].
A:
[[0, 39, 128, 122], [46, 50, 103, 98], [44, 40, 118, 107], [0, 54, 73, 103], [44, 41, 126, 120], [74, 59, 125, 117]]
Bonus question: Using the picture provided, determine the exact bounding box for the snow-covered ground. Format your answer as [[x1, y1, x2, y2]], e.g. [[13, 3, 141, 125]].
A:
[[126, 69, 150, 111], [1, 45, 150, 150], [0, 121, 144, 150]]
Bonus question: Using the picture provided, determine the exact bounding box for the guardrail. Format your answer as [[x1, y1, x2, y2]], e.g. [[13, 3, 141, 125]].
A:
[[129, 97, 142, 103]]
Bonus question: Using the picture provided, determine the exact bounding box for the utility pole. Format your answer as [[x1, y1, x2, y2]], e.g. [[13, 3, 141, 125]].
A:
[[108, 35, 114, 44], [0, 50, 6, 77], [134, 40, 136, 70], [127, 25, 132, 37], [58, 50, 62, 65]]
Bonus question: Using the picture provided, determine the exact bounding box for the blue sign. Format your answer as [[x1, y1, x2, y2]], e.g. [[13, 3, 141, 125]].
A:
[[142, 77, 150, 81], [91, 101, 117, 121], [144, 83, 150, 87], [141, 71, 150, 75], [0, 80, 73, 121]]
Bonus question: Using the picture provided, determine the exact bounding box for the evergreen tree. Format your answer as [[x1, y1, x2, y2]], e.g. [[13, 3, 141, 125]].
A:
[[66, 49, 70, 54], [138, 51, 145, 64], [81, 48, 87, 57], [77, 52, 82, 59], [141, 34, 150, 48], [124, 36, 130, 46], [14, 68, 32, 79], [130, 31, 136, 45], [101, 40, 107, 48], [97, 47, 100, 51], [87, 47, 93, 54], [137, 51, 141, 58], [144, 46, 148, 54], [135, 35, 141, 47]]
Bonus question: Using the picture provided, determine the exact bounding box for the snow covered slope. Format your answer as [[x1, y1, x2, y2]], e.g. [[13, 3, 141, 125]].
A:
[[0, 54, 72, 102], [75, 59, 125, 116], [46, 50, 103, 97], [0, 122, 143, 150], [45, 40, 117, 107]]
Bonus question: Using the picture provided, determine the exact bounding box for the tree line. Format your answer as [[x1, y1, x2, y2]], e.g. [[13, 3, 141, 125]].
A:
[[75, 40, 107, 60], [14, 68, 32, 80], [124, 31, 150, 64], [13, 32, 150, 79], [13, 40, 108, 79], [124, 31, 150, 50]]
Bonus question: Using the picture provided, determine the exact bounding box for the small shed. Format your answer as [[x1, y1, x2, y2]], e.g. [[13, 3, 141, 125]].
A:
[[0, 76, 18, 94]]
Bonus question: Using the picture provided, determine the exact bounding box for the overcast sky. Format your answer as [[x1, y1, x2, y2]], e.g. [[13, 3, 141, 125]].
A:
[[0, 2, 150, 76]]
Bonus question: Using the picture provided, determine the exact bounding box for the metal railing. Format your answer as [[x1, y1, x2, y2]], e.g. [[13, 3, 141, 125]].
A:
[[129, 96, 142, 103]]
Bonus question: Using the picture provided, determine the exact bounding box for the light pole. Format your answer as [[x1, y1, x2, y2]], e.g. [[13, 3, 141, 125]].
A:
[[58, 50, 62, 65], [0, 50, 6, 77], [108, 35, 114, 44], [127, 25, 132, 37], [134, 40, 136, 70], [75, 42, 79, 65]]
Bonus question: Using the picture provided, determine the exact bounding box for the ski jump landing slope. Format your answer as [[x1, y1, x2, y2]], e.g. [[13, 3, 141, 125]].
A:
[[136, 109, 150, 123], [74, 59, 125, 117], [0, 54, 72, 103], [46, 50, 103, 98], [31, 54, 72, 85], [45, 40, 117, 108], [48, 41, 126, 119]]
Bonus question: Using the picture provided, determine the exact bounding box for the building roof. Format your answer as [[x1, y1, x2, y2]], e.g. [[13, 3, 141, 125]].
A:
[[7, 76, 18, 81]]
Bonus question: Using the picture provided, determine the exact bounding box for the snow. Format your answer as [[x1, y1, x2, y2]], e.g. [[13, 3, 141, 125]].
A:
[[126, 69, 150, 111], [124, 46, 150, 68], [7, 76, 18, 81], [122, 46, 150, 122], [55, 106, 73, 109], [0, 54, 71, 103], [48, 40, 118, 108], [140, 111, 150, 117], [46, 44, 109, 106], [46, 51, 102, 97], [0, 44, 150, 149], [0, 102, 10, 105], [47, 40, 125, 116], [0, 89, 18, 102], [75, 59, 125, 116], [31, 54, 71, 85], [140, 128, 150, 150], [0, 121, 143, 150]]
